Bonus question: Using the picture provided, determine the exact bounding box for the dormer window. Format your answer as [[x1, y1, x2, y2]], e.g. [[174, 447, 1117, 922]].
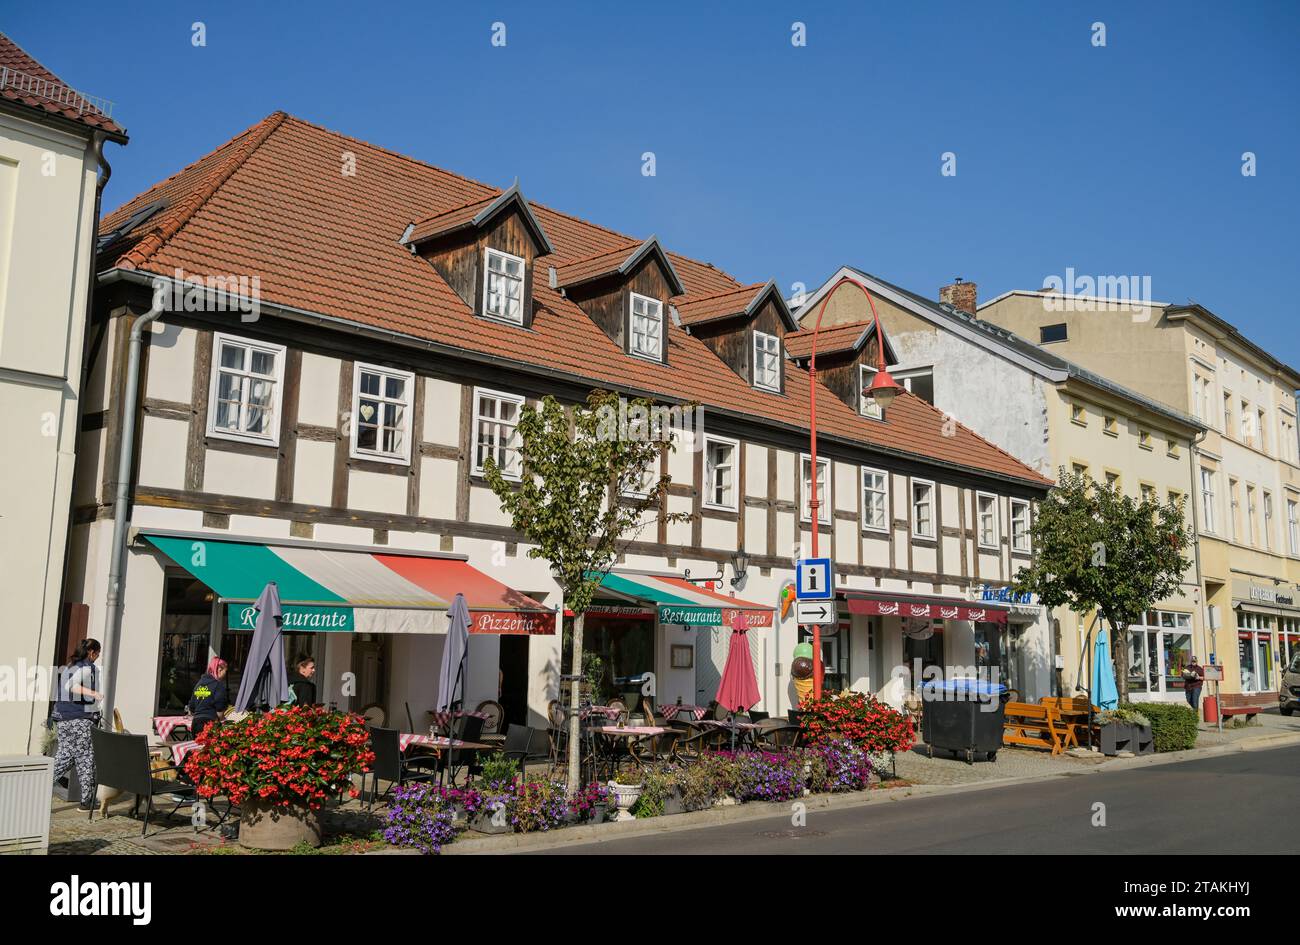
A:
[[629, 292, 663, 361], [483, 247, 525, 324], [859, 365, 883, 420], [753, 331, 782, 391]]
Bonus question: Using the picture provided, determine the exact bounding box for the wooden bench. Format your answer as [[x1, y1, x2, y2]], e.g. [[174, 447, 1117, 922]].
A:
[[1219, 692, 1270, 722], [1220, 704, 1265, 721], [1040, 696, 1102, 748], [1003, 701, 1071, 755]]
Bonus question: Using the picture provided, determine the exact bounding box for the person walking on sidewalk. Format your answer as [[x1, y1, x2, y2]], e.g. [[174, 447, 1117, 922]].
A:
[[1182, 656, 1205, 713], [51, 639, 104, 811]]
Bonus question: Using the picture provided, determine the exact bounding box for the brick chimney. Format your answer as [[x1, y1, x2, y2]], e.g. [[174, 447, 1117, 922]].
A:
[[939, 278, 977, 315]]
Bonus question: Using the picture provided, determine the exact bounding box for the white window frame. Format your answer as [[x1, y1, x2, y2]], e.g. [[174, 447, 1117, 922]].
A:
[[471, 386, 526, 481], [752, 330, 782, 392], [482, 247, 526, 324], [1263, 491, 1274, 550], [350, 363, 415, 464], [207, 332, 286, 446], [976, 491, 999, 549], [861, 466, 889, 533], [1200, 468, 1216, 534], [911, 478, 935, 539], [859, 365, 883, 420], [1010, 498, 1031, 552], [628, 291, 664, 362], [800, 453, 831, 524], [1287, 497, 1299, 556], [703, 434, 739, 512]]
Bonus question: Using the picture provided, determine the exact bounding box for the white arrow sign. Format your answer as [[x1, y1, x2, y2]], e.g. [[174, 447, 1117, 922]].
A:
[[796, 599, 836, 625]]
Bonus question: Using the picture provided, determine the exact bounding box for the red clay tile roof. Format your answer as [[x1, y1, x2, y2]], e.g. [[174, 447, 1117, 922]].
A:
[[405, 193, 497, 244], [404, 182, 554, 255], [0, 32, 125, 139], [676, 282, 767, 326], [784, 321, 878, 360], [99, 113, 1050, 488]]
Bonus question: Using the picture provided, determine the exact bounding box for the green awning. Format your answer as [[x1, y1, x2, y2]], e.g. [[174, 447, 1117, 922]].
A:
[[585, 571, 774, 628]]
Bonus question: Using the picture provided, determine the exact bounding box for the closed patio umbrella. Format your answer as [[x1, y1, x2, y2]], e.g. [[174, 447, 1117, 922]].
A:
[[234, 582, 289, 712], [1092, 624, 1120, 711], [716, 613, 761, 714], [436, 593, 471, 714]]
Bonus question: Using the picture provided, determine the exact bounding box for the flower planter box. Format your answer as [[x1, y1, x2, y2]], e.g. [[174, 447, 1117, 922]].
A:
[[1099, 722, 1134, 756], [239, 799, 322, 851], [661, 789, 685, 817], [1131, 723, 1155, 755], [470, 804, 511, 835]]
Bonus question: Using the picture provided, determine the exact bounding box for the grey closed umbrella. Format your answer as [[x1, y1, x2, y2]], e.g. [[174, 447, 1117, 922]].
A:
[[235, 582, 290, 712], [436, 593, 471, 713]]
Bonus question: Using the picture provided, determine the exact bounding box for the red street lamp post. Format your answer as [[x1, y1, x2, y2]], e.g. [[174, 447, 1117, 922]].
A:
[[806, 277, 902, 700]]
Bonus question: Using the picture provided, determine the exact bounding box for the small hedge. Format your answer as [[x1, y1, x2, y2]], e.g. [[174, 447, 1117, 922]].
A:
[[1130, 702, 1198, 752]]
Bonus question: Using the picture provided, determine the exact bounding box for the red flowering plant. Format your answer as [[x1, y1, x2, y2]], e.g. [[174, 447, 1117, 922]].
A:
[[798, 691, 914, 755], [182, 705, 375, 810]]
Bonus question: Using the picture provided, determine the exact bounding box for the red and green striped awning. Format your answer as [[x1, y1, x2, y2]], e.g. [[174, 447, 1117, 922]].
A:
[[588, 571, 774, 628], [143, 533, 554, 634]]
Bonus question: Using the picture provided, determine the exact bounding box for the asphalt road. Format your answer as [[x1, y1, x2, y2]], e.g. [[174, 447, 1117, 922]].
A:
[[533, 745, 1300, 854]]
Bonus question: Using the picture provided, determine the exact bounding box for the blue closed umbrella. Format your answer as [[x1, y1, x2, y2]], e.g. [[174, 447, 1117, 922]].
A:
[[1092, 625, 1120, 710], [235, 582, 290, 712]]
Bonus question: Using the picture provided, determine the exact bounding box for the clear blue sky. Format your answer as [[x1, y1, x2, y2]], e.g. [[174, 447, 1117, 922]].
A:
[[10, 1, 1299, 366]]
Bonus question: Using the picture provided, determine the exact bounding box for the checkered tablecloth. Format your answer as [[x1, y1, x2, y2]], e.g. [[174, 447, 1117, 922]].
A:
[[428, 710, 490, 731], [399, 734, 481, 752], [660, 704, 707, 721], [171, 740, 203, 765], [696, 719, 761, 731], [579, 705, 622, 721], [154, 716, 192, 740], [594, 725, 669, 737]]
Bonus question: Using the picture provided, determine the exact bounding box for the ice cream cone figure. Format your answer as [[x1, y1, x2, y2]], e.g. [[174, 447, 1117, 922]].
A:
[[793, 675, 814, 702]]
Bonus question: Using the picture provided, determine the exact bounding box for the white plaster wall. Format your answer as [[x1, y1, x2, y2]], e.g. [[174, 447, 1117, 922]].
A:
[[348, 468, 406, 515], [204, 448, 276, 499], [293, 440, 334, 506], [297, 352, 339, 427], [144, 322, 195, 403], [423, 378, 461, 444], [137, 415, 188, 489]]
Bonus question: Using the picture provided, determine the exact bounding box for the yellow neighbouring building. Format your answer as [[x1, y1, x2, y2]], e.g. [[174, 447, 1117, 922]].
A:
[[980, 290, 1300, 708]]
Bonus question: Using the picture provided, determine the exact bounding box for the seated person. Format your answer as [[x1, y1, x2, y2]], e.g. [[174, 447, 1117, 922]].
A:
[[187, 658, 230, 736], [289, 654, 318, 706]]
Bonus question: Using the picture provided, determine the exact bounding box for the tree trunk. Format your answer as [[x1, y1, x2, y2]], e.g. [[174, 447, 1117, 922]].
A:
[[1112, 618, 1129, 704], [566, 612, 584, 796]]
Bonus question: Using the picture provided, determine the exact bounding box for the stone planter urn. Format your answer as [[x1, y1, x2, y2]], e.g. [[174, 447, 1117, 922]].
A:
[[608, 781, 643, 822], [238, 799, 322, 850]]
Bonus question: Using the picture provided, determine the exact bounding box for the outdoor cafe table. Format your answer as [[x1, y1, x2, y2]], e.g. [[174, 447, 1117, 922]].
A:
[[660, 704, 707, 721], [399, 734, 493, 753], [592, 726, 670, 776], [426, 709, 490, 732], [171, 740, 203, 765], [153, 716, 192, 740]]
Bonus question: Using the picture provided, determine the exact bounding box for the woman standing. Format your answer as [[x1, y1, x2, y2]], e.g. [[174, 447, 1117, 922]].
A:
[[51, 639, 103, 811], [187, 658, 230, 736]]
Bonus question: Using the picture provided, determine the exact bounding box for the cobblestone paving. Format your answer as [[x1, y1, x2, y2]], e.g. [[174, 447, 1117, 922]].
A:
[[890, 742, 1104, 785]]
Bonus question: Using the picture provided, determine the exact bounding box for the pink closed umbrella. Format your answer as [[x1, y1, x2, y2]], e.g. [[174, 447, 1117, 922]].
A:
[[715, 613, 761, 714]]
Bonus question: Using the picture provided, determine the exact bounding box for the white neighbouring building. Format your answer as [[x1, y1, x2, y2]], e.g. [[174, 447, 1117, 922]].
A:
[[0, 33, 127, 753], [65, 113, 1054, 740]]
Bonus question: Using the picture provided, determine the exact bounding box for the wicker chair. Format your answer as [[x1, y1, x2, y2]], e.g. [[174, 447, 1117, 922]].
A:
[[475, 699, 505, 735]]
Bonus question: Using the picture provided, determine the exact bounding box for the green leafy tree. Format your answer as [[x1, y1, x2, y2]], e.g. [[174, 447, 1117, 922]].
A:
[[1013, 469, 1193, 702], [483, 390, 690, 792]]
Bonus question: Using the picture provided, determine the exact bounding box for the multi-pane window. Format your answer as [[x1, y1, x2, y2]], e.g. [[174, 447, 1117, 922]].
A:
[[1223, 392, 1233, 436], [862, 467, 888, 532], [753, 331, 781, 391], [1258, 409, 1268, 453], [912, 480, 935, 538], [1288, 498, 1299, 555], [629, 292, 663, 361], [859, 365, 883, 419], [1229, 478, 1241, 541], [977, 492, 998, 547], [209, 333, 284, 443], [1281, 415, 1298, 464], [703, 436, 738, 511], [1263, 492, 1274, 550], [352, 364, 413, 462], [1010, 499, 1031, 552], [1240, 399, 1252, 444], [483, 248, 525, 323], [1246, 485, 1257, 546], [800, 455, 830, 523], [472, 388, 524, 480], [1200, 468, 1216, 533]]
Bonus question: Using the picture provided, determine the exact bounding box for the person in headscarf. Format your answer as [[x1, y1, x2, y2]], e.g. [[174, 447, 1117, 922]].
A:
[[51, 639, 103, 811], [187, 657, 230, 736]]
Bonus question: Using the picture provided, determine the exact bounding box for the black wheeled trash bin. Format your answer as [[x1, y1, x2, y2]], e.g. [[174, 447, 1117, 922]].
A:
[[920, 678, 1009, 764]]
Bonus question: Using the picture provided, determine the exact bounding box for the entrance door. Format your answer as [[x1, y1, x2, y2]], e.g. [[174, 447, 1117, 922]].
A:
[[498, 635, 529, 726]]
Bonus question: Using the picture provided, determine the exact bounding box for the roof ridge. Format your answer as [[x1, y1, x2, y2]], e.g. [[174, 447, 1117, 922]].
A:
[[118, 111, 287, 271]]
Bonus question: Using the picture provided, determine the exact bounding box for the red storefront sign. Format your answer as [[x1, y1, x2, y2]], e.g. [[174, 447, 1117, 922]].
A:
[[845, 596, 1007, 625], [470, 610, 557, 635]]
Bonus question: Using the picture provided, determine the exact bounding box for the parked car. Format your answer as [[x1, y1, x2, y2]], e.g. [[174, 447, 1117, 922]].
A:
[[1280, 652, 1300, 716]]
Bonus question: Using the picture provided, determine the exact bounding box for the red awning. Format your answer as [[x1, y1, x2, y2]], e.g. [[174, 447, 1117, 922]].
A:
[[375, 554, 555, 634], [843, 592, 1007, 625]]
